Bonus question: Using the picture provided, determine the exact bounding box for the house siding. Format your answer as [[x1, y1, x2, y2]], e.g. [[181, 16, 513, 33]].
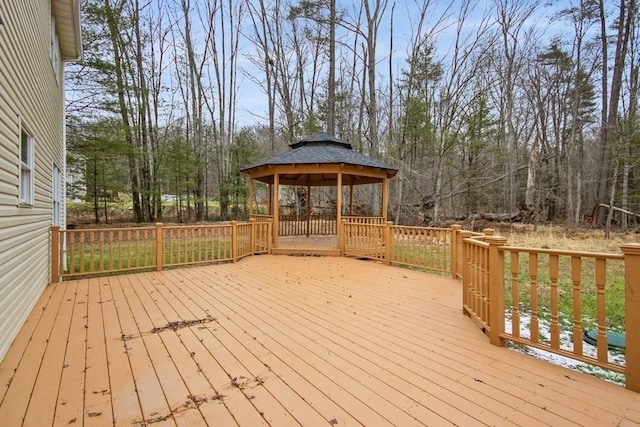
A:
[[0, 1, 68, 360]]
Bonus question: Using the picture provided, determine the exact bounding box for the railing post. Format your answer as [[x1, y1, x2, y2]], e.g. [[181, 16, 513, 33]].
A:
[[622, 243, 640, 392], [450, 224, 461, 279], [385, 221, 393, 265], [339, 219, 346, 256], [460, 230, 472, 315], [231, 221, 238, 262], [249, 218, 256, 255], [487, 235, 508, 346], [51, 226, 60, 283], [482, 228, 495, 237], [267, 219, 273, 254], [155, 223, 164, 271]]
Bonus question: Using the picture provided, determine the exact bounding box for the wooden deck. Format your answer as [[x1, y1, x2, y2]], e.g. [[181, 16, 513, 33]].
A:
[[0, 256, 638, 426]]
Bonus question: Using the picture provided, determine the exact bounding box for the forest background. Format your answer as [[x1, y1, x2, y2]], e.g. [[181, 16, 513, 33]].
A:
[[65, 0, 640, 233]]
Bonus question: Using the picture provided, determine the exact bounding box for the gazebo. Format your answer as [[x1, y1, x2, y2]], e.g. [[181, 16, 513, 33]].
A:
[[241, 132, 398, 254]]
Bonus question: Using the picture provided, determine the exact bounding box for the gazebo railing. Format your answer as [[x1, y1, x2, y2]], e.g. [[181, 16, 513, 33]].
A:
[[250, 214, 385, 237], [279, 214, 337, 236]]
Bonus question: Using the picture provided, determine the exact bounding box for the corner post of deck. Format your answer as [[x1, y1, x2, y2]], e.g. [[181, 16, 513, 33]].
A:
[[621, 243, 640, 392], [450, 224, 461, 279], [482, 228, 494, 238], [384, 221, 393, 265], [155, 223, 164, 271], [231, 221, 238, 262], [51, 226, 61, 283], [249, 217, 256, 255], [487, 235, 508, 346], [460, 230, 472, 315]]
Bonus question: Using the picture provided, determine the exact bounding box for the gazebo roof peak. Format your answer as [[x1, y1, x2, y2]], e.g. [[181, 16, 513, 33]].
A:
[[240, 131, 397, 185], [289, 132, 352, 150]]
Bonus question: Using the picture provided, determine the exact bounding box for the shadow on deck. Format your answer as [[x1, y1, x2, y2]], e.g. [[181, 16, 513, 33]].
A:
[[1, 256, 638, 426]]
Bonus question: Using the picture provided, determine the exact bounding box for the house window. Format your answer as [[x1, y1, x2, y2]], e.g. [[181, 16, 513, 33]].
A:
[[20, 128, 34, 206], [50, 16, 60, 82]]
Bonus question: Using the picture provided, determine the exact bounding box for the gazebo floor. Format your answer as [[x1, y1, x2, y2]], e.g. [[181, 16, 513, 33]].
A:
[[0, 255, 638, 426]]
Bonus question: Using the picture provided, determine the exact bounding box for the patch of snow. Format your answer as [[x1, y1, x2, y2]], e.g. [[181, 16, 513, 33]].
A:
[[504, 310, 625, 385]]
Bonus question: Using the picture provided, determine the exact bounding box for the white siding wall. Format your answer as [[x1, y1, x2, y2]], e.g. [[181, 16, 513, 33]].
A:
[[0, 1, 66, 361]]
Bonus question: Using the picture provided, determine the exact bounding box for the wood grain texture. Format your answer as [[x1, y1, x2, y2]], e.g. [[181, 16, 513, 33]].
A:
[[1, 256, 638, 426]]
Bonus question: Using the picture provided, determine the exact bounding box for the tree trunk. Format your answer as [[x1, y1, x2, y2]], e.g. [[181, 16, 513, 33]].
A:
[[597, 0, 634, 223], [327, 0, 336, 134], [103, 0, 143, 222]]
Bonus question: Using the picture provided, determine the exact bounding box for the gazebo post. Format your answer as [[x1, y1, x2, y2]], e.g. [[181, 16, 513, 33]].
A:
[[306, 179, 311, 237], [248, 179, 254, 216], [382, 177, 389, 221], [349, 184, 354, 216], [337, 172, 343, 248], [273, 174, 280, 248], [268, 183, 273, 215]]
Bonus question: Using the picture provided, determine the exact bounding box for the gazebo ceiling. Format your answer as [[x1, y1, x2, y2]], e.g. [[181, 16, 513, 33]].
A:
[[241, 132, 397, 186]]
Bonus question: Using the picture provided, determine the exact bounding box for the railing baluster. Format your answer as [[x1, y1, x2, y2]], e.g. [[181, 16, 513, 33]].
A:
[[529, 253, 539, 343], [127, 229, 133, 268], [134, 229, 140, 268], [108, 230, 114, 271], [79, 231, 86, 273], [549, 254, 560, 349], [98, 231, 105, 271], [571, 256, 583, 357], [595, 258, 608, 363], [69, 232, 76, 274], [511, 251, 520, 338]]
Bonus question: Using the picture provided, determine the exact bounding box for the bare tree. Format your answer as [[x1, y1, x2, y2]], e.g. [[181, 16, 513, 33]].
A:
[[493, 0, 540, 212], [596, 0, 636, 228]]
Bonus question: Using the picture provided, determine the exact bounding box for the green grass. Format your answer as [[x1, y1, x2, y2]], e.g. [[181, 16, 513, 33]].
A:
[[163, 238, 232, 264], [391, 242, 451, 273], [503, 251, 625, 332], [65, 237, 235, 275]]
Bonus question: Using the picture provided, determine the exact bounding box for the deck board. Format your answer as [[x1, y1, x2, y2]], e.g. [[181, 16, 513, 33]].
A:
[[52, 278, 89, 426], [23, 280, 79, 426], [82, 277, 115, 427], [132, 273, 239, 426], [0, 280, 73, 426], [1, 255, 638, 426]]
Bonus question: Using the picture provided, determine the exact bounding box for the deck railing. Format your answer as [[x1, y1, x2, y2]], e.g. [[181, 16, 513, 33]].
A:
[[342, 215, 385, 224], [341, 221, 452, 274], [341, 220, 639, 392], [51, 220, 272, 279], [499, 247, 626, 373], [50, 220, 640, 392], [451, 227, 640, 393], [342, 222, 387, 260]]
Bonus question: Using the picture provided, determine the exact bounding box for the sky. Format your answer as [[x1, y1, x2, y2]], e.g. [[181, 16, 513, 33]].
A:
[[230, 0, 574, 126]]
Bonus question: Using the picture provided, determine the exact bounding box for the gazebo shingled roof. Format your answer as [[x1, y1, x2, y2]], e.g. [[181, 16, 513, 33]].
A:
[[241, 132, 398, 186]]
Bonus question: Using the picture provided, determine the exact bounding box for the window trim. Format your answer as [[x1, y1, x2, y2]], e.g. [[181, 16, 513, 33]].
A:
[[52, 164, 62, 225], [50, 15, 60, 83], [19, 123, 34, 207]]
